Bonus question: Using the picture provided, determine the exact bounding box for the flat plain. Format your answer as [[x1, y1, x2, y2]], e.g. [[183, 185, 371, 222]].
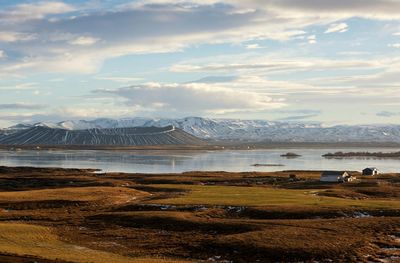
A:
[[0, 166, 399, 262]]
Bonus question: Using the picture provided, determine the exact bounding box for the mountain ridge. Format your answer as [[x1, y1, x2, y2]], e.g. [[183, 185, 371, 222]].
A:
[[2, 117, 400, 143]]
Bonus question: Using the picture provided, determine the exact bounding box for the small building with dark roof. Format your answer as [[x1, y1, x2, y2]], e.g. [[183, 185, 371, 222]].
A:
[[362, 167, 379, 176]]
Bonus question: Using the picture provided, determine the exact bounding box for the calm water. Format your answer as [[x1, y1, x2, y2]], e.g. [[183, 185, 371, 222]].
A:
[[0, 148, 399, 173]]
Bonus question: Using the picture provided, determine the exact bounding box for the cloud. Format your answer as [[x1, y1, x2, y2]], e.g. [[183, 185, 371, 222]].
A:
[[233, 0, 400, 19], [0, 112, 69, 125], [0, 83, 38, 91], [0, 53, 103, 74], [338, 51, 370, 56], [0, 103, 47, 111], [376, 111, 399, 117], [0, 1, 75, 23], [168, 56, 400, 113], [277, 113, 320, 121], [1, 0, 391, 76], [313, 59, 400, 89], [94, 76, 143, 83], [170, 57, 383, 73], [274, 109, 321, 121], [93, 82, 285, 114], [0, 105, 138, 126], [0, 0, 397, 77], [0, 31, 36, 42], [53, 106, 136, 118], [137, 0, 400, 19], [245, 43, 262, 49], [69, 36, 100, 46], [325, 22, 348, 33], [388, 43, 400, 48], [275, 109, 321, 115], [188, 76, 238, 83], [0, 3, 268, 74], [307, 35, 316, 44], [0, 1, 399, 127]]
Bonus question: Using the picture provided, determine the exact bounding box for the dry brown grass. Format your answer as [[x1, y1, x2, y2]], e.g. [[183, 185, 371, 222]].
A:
[[0, 186, 149, 205], [0, 222, 191, 263], [0, 167, 399, 262]]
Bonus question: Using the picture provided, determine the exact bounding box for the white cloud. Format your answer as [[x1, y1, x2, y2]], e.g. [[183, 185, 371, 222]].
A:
[[338, 51, 370, 56], [245, 44, 262, 49], [54, 106, 136, 118], [232, 0, 400, 19], [307, 35, 316, 44], [94, 82, 285, 114], [0, 31, 36, 42], [0, 105, 139, 126], [0, 53, 102, 74], [0, 50, 4, 58], [0, 83, 38, 91], [388, 43, 400, 48], [170, 56, 382, 73], [169, 55, 400, 109], [0, 1, 75, 23], [69, 36, 100, 46], [135, 0, 400, 19], [94, 76, 143, 83], [325, 23, 348, 33]]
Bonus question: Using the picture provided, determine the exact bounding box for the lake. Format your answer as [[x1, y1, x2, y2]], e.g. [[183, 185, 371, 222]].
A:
[[0, 148, 399, 173]]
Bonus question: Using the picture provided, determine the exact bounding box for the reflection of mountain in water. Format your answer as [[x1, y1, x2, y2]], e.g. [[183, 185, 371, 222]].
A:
[[0, 125, 204, 146], [0, 148, 400, 173]]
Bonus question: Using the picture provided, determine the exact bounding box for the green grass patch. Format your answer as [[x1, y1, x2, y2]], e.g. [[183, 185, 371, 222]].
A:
[[150, 184, 400, 209]]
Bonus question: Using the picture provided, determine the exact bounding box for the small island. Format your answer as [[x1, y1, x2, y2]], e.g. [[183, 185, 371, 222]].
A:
[[280, 152, 302, 158], [322, 151, 400, 158]]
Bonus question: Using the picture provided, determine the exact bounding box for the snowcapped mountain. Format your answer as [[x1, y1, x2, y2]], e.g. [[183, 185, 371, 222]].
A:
[[3, 117, 400, 143]]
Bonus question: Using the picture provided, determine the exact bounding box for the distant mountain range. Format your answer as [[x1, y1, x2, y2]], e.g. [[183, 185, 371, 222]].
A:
[[1, 117, 400, 143], [0, 125, 204, 146]]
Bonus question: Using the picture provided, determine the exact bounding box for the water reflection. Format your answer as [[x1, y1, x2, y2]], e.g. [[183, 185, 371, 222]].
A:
[[0, 148, 399, 173]]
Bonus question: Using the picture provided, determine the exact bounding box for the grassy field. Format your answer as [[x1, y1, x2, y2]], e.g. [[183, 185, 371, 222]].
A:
[[152, 184, 400, 209], [0, 186, 149, 204], [0, 222, 189, 263], [0, 167, 399, 262]]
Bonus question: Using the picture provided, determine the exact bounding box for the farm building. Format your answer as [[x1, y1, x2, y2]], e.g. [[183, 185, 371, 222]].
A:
[[362, 167, 379, 176], [320, 171, 355, 183]]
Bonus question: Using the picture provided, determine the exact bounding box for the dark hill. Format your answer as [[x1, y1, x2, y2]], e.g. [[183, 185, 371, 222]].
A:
[[0, 125, 204, 146]]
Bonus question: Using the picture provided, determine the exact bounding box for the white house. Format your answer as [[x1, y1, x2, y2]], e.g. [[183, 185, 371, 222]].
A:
[[320, 171, 355, 183]]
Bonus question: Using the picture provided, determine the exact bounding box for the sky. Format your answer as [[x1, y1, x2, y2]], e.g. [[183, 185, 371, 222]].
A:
[[1, 0, 400, 127]]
